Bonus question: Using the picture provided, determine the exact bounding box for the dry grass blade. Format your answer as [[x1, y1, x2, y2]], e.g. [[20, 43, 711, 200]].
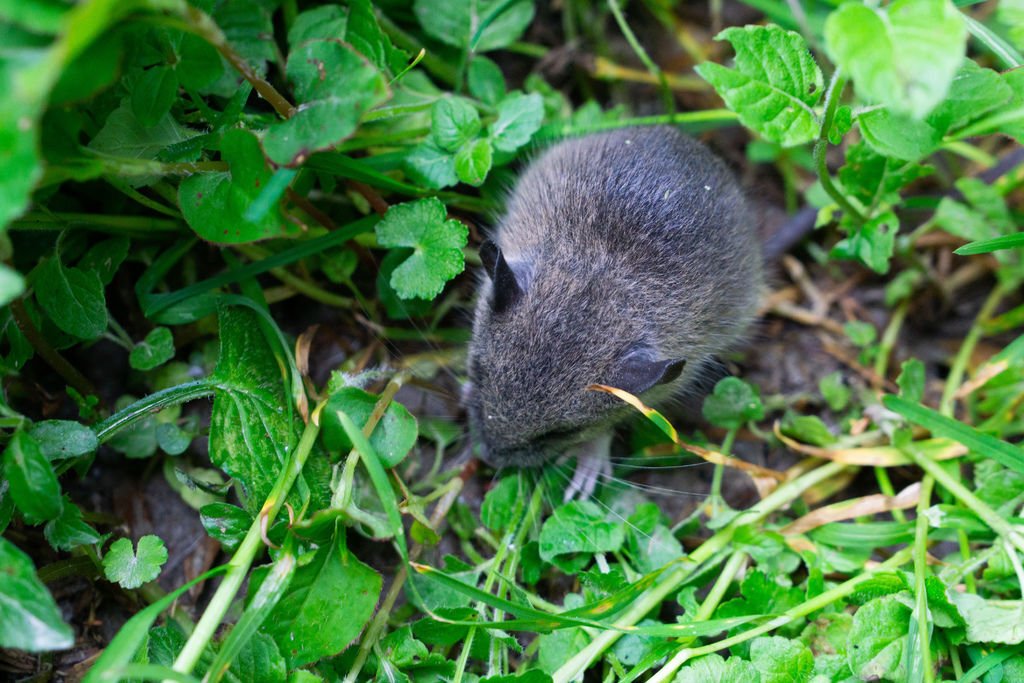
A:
[[781, 482, 921, 535], [774, 424, 967, 466]]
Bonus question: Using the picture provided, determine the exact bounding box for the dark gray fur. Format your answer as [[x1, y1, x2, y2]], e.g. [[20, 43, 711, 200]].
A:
[[465, 126, 763, 468]]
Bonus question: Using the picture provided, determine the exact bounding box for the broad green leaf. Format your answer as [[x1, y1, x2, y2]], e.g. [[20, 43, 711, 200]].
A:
[[78, 237, 129, 286], [844, 321, 877, 347], [469, 56, 507, 105], [431, 97, 482, 152], [702, 377, 765, 429], [836, 211, 898, 274], [262, 40, 388, 166], [0, 536, 74, 652], [929, 60, 1013, 132], [375, 198, 469, 300], [825, 0, 966, 118], [403, 141, 459, 189], [949, 591, 1024, 644], [34, 256, 107, 340], [179, 129, 299, 244], [490, 92, 544, 152], [102, 535, 168, 589], [209, 306, 332, 514], [346, 0, 408, 74], [0, 264, 25, 307], [857, 109, 942, 161], [538, 501, 624, 568], [200, 502, 252, 553], [749, 636, 814, 683], [3, 429, 62, 523], [258, 526, 382, 668], [413, 0, 535, 52], [376, 250, 434, 319], [819, 371, 851, 411], [674, 653, 760, 682], [130, 327, 175, 371], [481, 475, 525, 533], [454, 137, 493, 186], [175, 32, 223, 92], [287, 5, 347, 46], [780, 414, 836, 446], [47, 28, 122, 103], [228, 631, 287, 683], [44, 497, 101, 551], [847, 595, 910, 680], [695, 25, 823, 147], [896, 359, 925, 403], [156, 423, 192, 456], [935, 178, 1014, 242], [320, 387, 419, 467], [131, 65, 178, 127], [88, 99, 199, 164], [29, 420, 98, 461], [837, 142, 933, 211]]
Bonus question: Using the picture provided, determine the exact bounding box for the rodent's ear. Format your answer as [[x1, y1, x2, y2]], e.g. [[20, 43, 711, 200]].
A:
[[605, 347, 686, 396], [479, 240, 524, 314]]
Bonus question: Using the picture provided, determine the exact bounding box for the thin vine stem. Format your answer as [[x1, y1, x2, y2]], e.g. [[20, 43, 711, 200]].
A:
[[607, 0, 675, 114], [814, 71, 866, 225]]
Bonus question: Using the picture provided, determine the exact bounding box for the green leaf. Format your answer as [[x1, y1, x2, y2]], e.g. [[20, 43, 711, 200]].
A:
[[130, 327, 175, 371], [949, 591, 1024, 644], [0, 536, 74, 652], [929, 60, 1013, 132], [847, 595, 910, 680], [454, 137, 493, 186], [200, 502, 252, 553], [88, 99, 199, 165], [403, 141, 459, 189], [819, 371, 850, 411], [837, 211, 898, 274], [538, 501, 625, 568], [481, 475, 525, 532], [837, 142, 933, 211], [176, 33, 224, 92], [131, 65, 178, 127], [843, 320, 877, 347], [346, 0, 409, 75], [78, 237, 130, 286], [490, 92, 544, 152], [413, 0, 535, 52], [34, 256, 107, 340], [857, 109, 942, 161], [955, 232, 1024, 255], [701, 377, 765, 429], [935, 178, 1014, 243], [749, 636, 814, 683], [376, 250, 434, 319], [375, 198, 469, 300], [0, 264, 26, 307], [262, 40, 388, 166], [44, 497, 101, 551], [780, 414, 836, 446], [883, 395, 1024, 475], [675, 653, 760, 682], [695, 25, 823, 147], [896, 359, 925, 403], [320, 387, 419, 467], [102, 535, 168, 589], [468, 56, 507, 105], [3, 429, 62, 523], [210, 306, 328, 514], [29, 420, 98, 461], [258, 526, 382, 668], [287, 5, 347, 46], [431, 97, 482, 152], [179, 128, 299, 244], [156, 423, 192, 456], [825, 0, 966, 118]]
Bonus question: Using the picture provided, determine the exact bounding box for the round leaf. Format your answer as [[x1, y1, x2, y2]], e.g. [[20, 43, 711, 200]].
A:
[[321, 387, 418, 467]]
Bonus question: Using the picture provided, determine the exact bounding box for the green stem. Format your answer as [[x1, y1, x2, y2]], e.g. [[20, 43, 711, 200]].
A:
[[814, 72, 865, 225], [552, 460, 849, 683], [9, 212, 182, 235], [607, 0, 675, 114], [939, 284, 1006, 416], [913, 474, 936, 683], [172, 403, 324, 675], [874, 300, 908, 382], [709, 427, 738, 515], [901, 441, 1024, 557], [94, 380, 216, 442], [10, 298, 96, 399]]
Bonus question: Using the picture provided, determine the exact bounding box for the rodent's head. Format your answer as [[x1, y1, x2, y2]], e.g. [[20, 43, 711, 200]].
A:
[[465, 242, 685, 469]]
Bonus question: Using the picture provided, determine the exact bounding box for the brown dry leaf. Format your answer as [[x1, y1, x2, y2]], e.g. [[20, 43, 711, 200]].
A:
[[590, 384, 786, 499], [774, 423, 967, 466], [782, 482, 921, 535]]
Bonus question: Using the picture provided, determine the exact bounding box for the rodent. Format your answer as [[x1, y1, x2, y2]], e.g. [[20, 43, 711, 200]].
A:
[[464, 126, 764, 470]]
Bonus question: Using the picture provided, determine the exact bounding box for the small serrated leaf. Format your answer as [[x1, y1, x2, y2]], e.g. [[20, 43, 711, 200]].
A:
[[102, 535, 168, 589], [375, 198, 468, 299]]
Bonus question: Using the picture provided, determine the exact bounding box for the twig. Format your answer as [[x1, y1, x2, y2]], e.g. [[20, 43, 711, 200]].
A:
[[10, 298, 96, 400]]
